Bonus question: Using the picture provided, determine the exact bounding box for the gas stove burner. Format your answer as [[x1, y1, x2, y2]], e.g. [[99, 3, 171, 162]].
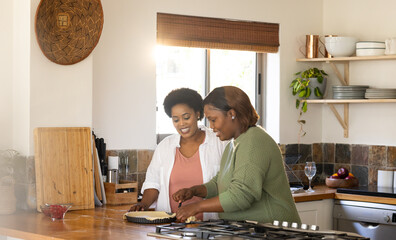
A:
[[151, 219, 369, 240]]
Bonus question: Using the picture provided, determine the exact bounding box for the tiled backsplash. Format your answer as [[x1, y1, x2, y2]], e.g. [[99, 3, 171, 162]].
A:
[[280, 143, 396, 187], [106, 149, 154, 193], [9, 143, 396, 210]]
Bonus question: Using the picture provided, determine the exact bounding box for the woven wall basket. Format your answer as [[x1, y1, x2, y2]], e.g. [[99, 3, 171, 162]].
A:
[[35, 0, 104, 65]]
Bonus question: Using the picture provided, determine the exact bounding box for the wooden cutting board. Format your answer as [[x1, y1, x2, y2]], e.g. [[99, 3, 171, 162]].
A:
[[34, 127, 94, 211]]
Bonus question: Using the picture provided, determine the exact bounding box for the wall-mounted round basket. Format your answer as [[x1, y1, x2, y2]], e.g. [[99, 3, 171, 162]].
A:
[[35, 0, 104, 65]]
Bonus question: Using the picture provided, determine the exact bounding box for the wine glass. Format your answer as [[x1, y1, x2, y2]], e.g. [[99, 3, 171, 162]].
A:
[[304, 162, 316, 192]]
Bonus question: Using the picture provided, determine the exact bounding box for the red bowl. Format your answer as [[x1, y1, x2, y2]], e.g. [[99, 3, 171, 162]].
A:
[[325, 177, 359, 188], [40, 203, 72, 221]]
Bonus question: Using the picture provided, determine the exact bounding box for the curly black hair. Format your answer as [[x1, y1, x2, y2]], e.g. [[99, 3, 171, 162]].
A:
[[163, 88, 203, 120]]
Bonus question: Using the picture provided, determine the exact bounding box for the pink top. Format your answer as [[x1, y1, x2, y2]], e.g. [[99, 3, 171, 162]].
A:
[[169, 148, 204, 220]]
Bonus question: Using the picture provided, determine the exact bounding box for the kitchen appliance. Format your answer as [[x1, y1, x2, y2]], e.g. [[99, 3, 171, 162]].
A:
[[148, 219, 368, 239], [334, 199, 396, 240]]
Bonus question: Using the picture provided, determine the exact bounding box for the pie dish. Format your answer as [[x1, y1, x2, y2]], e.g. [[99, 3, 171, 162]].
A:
[[124, 211, 176, 224]]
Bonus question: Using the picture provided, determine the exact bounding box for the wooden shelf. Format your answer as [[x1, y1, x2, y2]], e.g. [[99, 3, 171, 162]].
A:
[[296, 55, 396, 138], [297, 55, 396, 62], [305, 99, 396, 104]]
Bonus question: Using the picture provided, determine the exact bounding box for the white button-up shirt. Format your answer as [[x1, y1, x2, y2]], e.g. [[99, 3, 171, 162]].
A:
[[141, 126, 227, 220]]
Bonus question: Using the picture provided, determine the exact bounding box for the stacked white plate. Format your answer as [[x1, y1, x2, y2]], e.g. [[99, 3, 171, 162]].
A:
[[333, 85, 369, 99], [356, 41, 385, 56], [365, 88, 396, 99]]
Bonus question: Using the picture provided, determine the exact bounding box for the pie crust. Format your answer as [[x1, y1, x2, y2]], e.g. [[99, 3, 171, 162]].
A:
[[123, 211, 176, 221]]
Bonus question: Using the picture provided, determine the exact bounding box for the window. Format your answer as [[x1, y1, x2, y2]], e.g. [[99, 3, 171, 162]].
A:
[[155, 46, 264, 136], [156, 13, 279, 140]]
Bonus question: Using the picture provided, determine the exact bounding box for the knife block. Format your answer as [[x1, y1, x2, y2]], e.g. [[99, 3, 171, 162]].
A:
[[104, 182, 138, 205]]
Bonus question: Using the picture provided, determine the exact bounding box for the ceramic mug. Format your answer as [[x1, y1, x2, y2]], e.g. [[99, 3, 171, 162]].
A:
[[385, 38, 396, 55], [320, 35, 337, 58], [299, 35, 322, 58]]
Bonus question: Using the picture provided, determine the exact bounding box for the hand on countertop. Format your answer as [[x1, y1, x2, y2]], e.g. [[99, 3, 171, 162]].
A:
[[128, 202, 148, 212]]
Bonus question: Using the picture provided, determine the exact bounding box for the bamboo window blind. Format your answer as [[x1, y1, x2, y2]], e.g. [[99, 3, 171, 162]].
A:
[[157, 13, 279, 53]]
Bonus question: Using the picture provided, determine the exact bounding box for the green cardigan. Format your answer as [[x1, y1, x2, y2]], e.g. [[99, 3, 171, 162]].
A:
[[204, 126, 301, 224]]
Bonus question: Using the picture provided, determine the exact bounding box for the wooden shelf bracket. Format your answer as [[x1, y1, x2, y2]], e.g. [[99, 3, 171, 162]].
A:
[[328, 62, 349, 86], [327, 103, 349, 138]]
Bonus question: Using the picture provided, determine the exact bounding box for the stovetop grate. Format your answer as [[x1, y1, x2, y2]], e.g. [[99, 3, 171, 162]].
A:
[[153, 219, 369, 240]]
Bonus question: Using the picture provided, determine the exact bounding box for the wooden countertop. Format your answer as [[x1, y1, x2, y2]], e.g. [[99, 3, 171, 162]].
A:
[[292, 185, 336, 202], [0, 205, 157, 240], [293, 185, 396, 205], [1, 186, 395, 240]]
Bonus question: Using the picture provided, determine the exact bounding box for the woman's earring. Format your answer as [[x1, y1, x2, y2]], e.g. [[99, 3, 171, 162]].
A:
[[231, 116, 235, 120]]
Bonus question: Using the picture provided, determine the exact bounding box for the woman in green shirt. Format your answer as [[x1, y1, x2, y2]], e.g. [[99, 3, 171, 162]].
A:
[[173, 86, 300, 224]]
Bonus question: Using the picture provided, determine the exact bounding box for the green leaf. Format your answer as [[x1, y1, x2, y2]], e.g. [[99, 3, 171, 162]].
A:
[[296, 99, 300, 109], [302, 101, 308, 112], [305, 87, 311, 98], [317, 75, 323, 83], [294, 82, 302, 91], [299, 90, 306, 98], [295, 71, 301, 75], [297, 120, 306, 124], [314, 87, 323, 97]]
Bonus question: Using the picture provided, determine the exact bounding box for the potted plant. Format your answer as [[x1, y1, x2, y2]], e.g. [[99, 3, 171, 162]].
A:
[[289, 67, 328, 139]]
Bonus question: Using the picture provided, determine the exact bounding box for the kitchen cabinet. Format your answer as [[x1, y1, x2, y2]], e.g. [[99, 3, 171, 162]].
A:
[[295, 199, 334, 230], [296, 55, 396, 137]]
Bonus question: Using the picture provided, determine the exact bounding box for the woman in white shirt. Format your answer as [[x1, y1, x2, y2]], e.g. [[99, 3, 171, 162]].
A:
[[129, 88, 227, 220]]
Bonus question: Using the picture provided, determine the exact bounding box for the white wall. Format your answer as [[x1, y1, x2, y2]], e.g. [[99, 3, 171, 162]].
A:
[[27, 0, 93, 155], [322, 0, 396, 145], [12, 0, 31, 155], [93, 0, 157, 150], [0, 0, 13, 150], [93, 0, 324, 149]]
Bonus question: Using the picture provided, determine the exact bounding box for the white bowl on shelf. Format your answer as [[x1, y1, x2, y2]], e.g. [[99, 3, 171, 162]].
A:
[[325, 36, 358, 57]]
